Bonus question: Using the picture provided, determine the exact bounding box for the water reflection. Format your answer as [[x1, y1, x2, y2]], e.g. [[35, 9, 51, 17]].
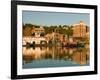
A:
[[23, 47, 89, 68]]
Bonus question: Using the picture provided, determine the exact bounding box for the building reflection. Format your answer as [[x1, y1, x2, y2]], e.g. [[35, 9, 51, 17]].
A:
[[23, 47, 89, 65]]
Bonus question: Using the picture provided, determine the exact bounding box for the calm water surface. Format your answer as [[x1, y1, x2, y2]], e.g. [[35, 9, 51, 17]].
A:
[[23, 46, 89, 69]]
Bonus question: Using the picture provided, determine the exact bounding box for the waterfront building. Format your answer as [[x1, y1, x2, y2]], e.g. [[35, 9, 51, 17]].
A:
[[72, 21, 87, 38], [31, 26, 45, 37], [23, 26, 47, 45], [72, 21, 90, 43]]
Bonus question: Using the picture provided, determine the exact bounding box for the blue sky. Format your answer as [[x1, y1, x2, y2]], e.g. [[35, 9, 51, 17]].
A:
[[22, 11, 90, 26]]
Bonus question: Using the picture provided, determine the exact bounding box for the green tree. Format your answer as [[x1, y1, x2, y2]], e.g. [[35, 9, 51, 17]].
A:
[[24, 23, 33, 27], [66, 27, 73, 41]]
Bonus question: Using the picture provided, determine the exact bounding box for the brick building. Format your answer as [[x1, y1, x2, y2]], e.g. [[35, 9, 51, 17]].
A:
[[72, 21, 87, 38]]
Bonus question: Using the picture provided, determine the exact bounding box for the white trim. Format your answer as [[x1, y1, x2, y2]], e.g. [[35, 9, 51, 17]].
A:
[[17, 5, 95, 75]]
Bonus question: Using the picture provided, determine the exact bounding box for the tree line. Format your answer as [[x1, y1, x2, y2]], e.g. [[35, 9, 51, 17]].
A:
[[23, 23, 73, 37]]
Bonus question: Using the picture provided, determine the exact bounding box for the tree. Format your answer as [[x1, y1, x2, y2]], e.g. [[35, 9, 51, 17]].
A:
[[66, 27, 73, 42], [24, 23, 33, 27]]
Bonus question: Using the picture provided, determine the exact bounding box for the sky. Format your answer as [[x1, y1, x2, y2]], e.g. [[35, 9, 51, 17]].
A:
[[22, 11, 90, 26]]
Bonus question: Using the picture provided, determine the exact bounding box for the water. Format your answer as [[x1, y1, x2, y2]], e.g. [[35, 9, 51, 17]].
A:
[[23, 46, 89, 69]]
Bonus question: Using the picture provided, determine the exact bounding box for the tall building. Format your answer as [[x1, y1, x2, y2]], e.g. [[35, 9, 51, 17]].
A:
[[72, 21, 88, 38]]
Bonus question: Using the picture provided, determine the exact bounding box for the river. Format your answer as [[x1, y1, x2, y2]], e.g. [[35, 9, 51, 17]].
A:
[[23, 46, 89, 69]]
